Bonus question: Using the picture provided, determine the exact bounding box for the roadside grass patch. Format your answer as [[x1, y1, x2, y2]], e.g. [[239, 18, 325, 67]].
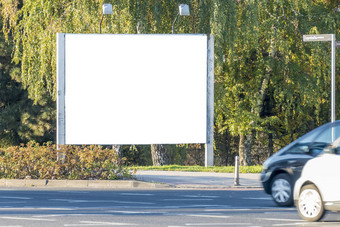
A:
[[129, 165, 262, 173]]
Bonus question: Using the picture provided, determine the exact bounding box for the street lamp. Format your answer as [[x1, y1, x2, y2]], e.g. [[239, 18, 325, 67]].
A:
[[172, 4, 190, 34], [100, 3, 113, 34]]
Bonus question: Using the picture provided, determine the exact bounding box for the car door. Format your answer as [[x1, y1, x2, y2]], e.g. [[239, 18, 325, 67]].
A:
[[307, 153, 340, 202], [283, 144, 313, 182]]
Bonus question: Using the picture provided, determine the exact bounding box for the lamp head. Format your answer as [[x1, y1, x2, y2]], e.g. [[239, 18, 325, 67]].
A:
[[179, 4, 190, 16], [102, 3, 113, 15]]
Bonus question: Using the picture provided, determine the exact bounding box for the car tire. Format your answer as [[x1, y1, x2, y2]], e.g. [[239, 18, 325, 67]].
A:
[[297, 184, 325, 222], [270, 173, 293, 207]]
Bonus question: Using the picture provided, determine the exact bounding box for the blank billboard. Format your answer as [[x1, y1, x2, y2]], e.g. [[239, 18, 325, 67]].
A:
[[61, 34, 207, 145]]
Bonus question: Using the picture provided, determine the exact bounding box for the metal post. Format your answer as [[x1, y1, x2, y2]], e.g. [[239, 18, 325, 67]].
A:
[[331, 34, 336, 123], [172, 14, 179, 34], [205, 35, 214, 167], [234, 156, 240, 186], [303, 34, 337, 125], [57, 33, 66, 161]]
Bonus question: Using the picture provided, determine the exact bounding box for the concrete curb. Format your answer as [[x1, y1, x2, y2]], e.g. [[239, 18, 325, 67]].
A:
[[0, 179, 170, 189], [168, 184, 262, 190]]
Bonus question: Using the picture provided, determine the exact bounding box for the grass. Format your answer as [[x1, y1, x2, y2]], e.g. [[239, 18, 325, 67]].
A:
[[128, 165, 263, 173]]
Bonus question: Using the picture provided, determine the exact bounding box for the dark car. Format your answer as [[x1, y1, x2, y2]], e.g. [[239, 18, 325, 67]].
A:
[[261, 120, 340, 207]]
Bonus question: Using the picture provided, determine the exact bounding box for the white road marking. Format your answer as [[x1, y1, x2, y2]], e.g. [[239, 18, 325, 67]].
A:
[[272, 223, 306, 226], [57, 191, 89, 194], [49, 199, 153, 205], [0, 196, 31, 200], [49, 199, 88, 203], [109, 200, 154, 205], [107, 211, 156, 214], [185, 223, 252, 226], [163, 199, 213, 201], [0, 225, 22, 227], [33, 214, 65, 218], [163, 205, 230, 209], [0, 207, 75, 211], [120, 193, 153, 196], [64, 221, 137, 226], [0, 225, 23, 227], [256, 218, 302, 222], [205, 208, 251, 212], [0, 217, 55, 222], [243, 197, 272, 200], [182, 195, 219, 198], [206, 207, 295, 212], [186, 214, 230, 219], [0, 202, 27, 204], [28, 207, 75, 211]]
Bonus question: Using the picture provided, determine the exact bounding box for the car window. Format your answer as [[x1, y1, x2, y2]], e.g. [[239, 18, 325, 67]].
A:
[[299, 125, 330, 143], [285, 142, 327, 156], [315, 125, 340, 144]]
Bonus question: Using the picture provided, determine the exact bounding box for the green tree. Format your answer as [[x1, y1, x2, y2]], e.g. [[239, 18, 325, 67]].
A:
[[1, 0, 339, 165], [0, 15, 55, 146], [214, 0, 339, 165]]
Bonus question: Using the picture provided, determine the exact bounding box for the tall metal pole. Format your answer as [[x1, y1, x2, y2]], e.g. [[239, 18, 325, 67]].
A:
[[303, 34, 337, 124], [331, 34, 336, 123], [57, 33, 66, 161], [205, 35, 214, 167]]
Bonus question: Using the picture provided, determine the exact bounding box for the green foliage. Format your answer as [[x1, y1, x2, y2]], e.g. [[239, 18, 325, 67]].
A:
[[0, 0, 339, 165], [129, 164, 263, 173], [0, 142, 131, 179], [0, 13, 55, 147]]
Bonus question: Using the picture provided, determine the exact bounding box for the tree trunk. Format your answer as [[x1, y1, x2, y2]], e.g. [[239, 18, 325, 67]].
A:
[[268, 132, 273, 157], [112, 145, 122, 158], [151, 144, 169, 166], [239, 134, 253, 166]]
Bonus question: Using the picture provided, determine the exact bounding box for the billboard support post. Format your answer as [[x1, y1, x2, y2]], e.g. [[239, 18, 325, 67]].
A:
[[57, 33, 66, 160], [205, 35, 214, 167]]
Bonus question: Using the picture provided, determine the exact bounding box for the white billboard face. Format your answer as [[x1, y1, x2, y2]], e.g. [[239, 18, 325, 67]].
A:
[[63, 34, 207, 145]]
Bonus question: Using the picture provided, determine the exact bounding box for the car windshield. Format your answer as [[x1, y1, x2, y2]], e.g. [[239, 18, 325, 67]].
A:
[[285, 142, 327, 156], [300, 124, 340, 144]]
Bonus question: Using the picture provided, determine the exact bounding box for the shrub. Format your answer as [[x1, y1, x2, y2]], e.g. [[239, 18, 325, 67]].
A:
[[0, 142, 131, 180]]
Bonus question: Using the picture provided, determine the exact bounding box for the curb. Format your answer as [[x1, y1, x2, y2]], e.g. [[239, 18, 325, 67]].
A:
[[0, 179, 170, 189], [171, 184, 263, 189]]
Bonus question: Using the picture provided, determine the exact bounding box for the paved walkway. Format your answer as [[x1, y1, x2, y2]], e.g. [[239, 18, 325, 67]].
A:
[[134, 170, 262, 189], [0, 171, 262, 189]]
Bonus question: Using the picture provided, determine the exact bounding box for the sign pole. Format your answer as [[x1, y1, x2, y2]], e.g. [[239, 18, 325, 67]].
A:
[[303, 34, 337, 123], [331, 34, 336, 123]]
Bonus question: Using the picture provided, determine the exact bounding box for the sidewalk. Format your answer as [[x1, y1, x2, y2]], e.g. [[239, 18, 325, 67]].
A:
[[134, 170, 262, 189], [0, 171, 262, 189]]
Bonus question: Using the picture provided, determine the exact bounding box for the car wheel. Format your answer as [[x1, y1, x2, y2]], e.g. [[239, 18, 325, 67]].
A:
[[270, 173, 293, 206], [297, 184, 325, 222]]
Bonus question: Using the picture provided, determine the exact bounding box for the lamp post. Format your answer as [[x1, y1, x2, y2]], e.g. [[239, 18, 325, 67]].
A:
[[100, 3, 113, 34], [172, 4, 190, 34]]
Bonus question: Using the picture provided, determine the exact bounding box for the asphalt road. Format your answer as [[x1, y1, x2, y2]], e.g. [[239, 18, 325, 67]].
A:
[[0, 188, 339, 227]]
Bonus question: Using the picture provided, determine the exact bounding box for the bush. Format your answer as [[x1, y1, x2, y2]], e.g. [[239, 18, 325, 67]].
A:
[[0, 142, 131, 180]]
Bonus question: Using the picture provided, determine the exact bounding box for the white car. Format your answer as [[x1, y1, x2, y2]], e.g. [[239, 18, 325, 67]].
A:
[[293, 138, 340, 222]]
